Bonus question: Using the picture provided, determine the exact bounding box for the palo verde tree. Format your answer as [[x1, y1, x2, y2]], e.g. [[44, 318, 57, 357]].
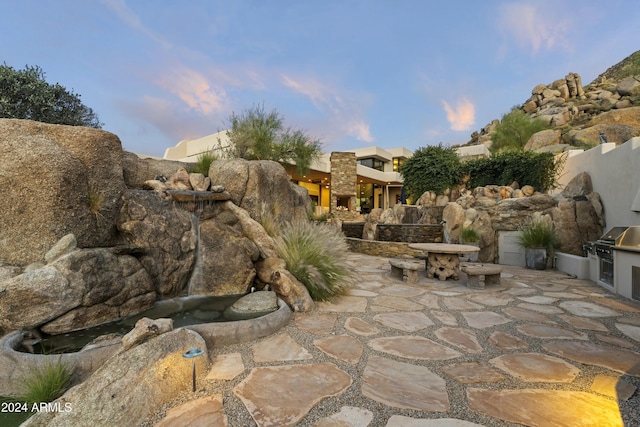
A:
[[222, 104, 322, 176], [0, 64, 102, 128], [490, 106, 549, 153], [399, 143, 464, 200]]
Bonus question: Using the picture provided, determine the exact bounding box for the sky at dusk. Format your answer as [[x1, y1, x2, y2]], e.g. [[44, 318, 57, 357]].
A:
[[2, 1, 638, 157]]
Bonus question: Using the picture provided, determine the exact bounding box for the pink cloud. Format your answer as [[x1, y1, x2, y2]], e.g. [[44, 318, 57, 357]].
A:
[[497, 2, 570, 55], [155, 65, 228, 115], [281, 73, 374, 143], [442, 98, 475, 131]]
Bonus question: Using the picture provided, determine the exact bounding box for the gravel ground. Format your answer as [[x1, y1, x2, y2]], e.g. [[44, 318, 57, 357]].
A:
[[141, 255, 640, 427]]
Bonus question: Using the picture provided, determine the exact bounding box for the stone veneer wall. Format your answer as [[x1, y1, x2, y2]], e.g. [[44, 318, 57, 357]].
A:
[[342, 222, 366, 238], [330, 152, 357, 220], [346, 238, 424, 258], [376, 224, 443, 243]]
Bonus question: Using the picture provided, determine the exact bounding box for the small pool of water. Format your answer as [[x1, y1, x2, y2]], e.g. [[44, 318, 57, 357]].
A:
[[27, 294, 243, 354]]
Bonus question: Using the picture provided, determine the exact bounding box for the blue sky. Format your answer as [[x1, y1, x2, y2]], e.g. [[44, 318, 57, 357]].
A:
[[2, 1, 638, 157]]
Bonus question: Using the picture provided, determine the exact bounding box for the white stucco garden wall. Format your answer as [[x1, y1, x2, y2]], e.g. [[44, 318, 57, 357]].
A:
[[554, 137, 640, 228]]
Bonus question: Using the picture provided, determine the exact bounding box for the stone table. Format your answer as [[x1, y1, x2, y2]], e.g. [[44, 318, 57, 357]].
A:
[[408, 243, 480, 281]]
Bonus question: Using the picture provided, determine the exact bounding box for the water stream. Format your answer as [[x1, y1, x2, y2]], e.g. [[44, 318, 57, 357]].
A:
[[27, 294, 243, 354], [24, 189, 244, 355]]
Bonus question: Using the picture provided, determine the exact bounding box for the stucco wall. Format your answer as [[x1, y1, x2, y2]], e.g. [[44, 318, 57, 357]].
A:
[[554, 137, 640, 228]]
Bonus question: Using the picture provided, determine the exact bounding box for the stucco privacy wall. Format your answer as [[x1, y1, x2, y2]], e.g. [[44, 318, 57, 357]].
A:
[[554, 137, 640, 228]]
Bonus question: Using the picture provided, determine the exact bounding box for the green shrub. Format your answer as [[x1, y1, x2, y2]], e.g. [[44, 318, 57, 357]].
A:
[[399, 144, 464, 200], [275, 221, 354, 302], [460, 227, 479, 243], [517, 217, 559, 249], [191, 151, 217, 177], [463, 150, 563, 192], [490, 107, 550, 152], [20, 358, 73, 404]]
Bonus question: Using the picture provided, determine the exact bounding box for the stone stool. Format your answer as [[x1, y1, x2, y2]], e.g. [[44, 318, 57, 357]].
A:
[[461, 264, 502, 289], [389, 259, 422, 284]]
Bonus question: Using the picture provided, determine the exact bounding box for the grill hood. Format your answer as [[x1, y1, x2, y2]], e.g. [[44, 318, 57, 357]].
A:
[[617, 226, 640, 249]]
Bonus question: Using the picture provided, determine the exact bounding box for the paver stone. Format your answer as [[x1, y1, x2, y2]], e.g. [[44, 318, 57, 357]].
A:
[[462, 311, 511, 329], [362, 355, 449, 411], [441, 362, 506, 383], [590, 374, 637, 400], [487, 331, 529, 350], [314, 335, 364, 365], [516, 323, 588, 340], [251, 333, 313, 363], [386, 416, 485, 426], [434, 327, 483, 353], [234, 363, 351, 427], [490, 353, 579, 382], [295, 312, 338, 335], [543, 341, 640, 376], [559, 300, 620, 317], [344, 317, 380, 336], [206, 353, 244, 381], [467, 388, 624, 427], [368, 336, 461, 360], [373, 311, 434, 332], [154, 395, 227, 427]]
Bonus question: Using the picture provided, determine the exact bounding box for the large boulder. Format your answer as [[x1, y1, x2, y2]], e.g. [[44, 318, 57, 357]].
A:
[[470, 211, 495, 263], [587, 106, 640, 130], [0, 119, 126, 266], [524, 129, 562, 151], [561, 172, 593, 198], [117, 190, 197, 296], [255, 258, 315, 312], [0, 247, 155, 334], [22, 328, 209, 427], [188, 219, 258, 296], [616, 77, 640, 97], [442, 202, 465, 243], [550, 199, 583, 255], [121, 151, 190, 188], [209, 159, 311, 223], [489, 194, 557, 230], [564, 124, 637, 146]]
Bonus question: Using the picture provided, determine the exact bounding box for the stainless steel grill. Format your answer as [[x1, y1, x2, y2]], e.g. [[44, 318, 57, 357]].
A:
[[617, 226, 640, 250], [592, 226, 633, 287]]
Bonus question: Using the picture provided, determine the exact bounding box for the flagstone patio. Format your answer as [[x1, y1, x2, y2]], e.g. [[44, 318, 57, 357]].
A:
[[148, 253, 640, 427]]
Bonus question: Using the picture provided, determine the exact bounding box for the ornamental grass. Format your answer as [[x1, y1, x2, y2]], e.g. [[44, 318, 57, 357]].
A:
[[275, 220, 355, 302], [20, 358, 73, 405]]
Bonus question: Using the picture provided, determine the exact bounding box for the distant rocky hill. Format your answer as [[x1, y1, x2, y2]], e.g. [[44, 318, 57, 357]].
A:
[[467, 50, 640, 152]]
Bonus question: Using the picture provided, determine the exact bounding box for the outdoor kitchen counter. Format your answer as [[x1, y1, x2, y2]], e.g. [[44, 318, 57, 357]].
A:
[[408, 243, 480, 281], [613, 246, 640, 253]]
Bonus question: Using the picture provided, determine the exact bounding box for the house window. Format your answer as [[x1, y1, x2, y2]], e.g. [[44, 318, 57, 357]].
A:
[[357, 157, 384, 171], [393, 157, 404, 172]]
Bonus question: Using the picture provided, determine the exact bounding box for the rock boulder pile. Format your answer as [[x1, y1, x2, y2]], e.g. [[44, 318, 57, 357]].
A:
[[0, 118, 314, 335], [469, 70, 640, 151]]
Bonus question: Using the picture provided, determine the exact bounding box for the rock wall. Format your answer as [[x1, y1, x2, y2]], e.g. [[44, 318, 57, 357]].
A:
[[346, 238, 424, 258], [362, 172, 604, 263], [330, 152, 358, 220], [447, 173, 603, 262], [376, 224, 443, 243]]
